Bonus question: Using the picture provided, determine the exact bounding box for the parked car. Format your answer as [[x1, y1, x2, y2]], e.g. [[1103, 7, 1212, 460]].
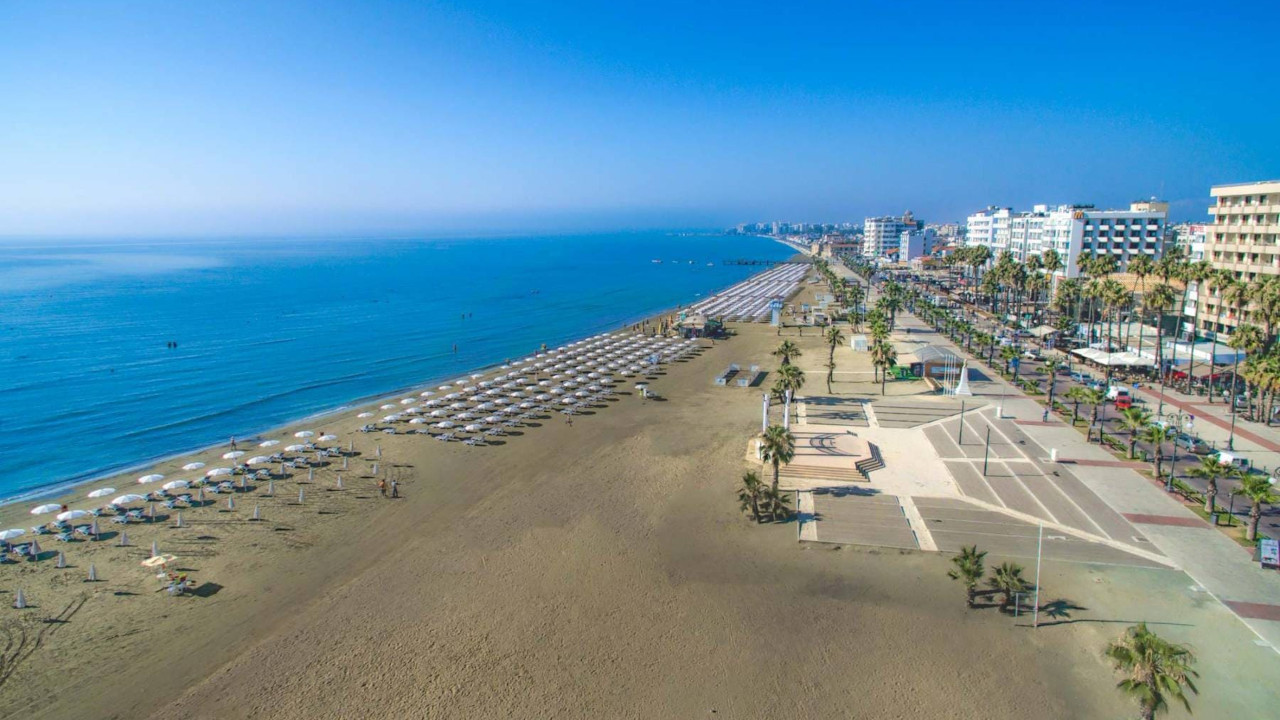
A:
[[1214, 451, 1251, 471], [1176, 434, 1211, 455], [1022, 349, 1042, 361], [1069, 371, 1090, 383], [1106, 385, 1132, 401]]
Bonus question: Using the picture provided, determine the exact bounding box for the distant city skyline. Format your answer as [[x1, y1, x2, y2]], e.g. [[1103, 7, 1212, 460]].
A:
[[2, 1, 1277, 238]]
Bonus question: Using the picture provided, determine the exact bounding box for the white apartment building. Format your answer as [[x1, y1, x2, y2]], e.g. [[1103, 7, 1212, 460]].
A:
[[1195, 180, 1280, 336], [965, 201, 1168, 277], [899, 228, 938, 262], [863, 211, 918, 257]]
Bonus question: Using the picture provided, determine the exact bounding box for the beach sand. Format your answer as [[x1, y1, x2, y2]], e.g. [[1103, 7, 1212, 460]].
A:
[[0, 277, 1161, 719]]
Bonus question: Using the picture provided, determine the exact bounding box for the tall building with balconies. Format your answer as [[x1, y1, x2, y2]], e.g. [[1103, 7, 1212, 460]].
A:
[[1199, 180, 1280, 336], [964, 202, 1168, 278], [863, 211, 920, 257]]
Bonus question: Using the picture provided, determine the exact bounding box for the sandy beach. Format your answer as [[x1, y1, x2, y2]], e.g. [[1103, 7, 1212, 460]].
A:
[[2, 265, 1261, 719]]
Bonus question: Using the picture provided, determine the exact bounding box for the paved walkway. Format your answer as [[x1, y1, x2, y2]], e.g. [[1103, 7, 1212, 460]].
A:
[[882, 304, 1280, 651], [1136, 384, 1280, 453]]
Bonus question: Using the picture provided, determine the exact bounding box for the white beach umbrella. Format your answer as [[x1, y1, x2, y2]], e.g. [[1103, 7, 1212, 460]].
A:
[[445, 392, 461, 400], [57, 509, 91, 522], [480, 380, 493, 388], [575, 391, 589, 398], [438, 385, 452, 391], [162, 480, 190, 491], [425, 399, 441, 407], [502, 406, 519, 414], [87, 487, 115, 499], [247, 455, 272, 465], [430, 409, 448, 418], [436, 421, 455, 429], [206, 467, 233, 477], [318, 434, 338, 442], [464, 424, 483, 433], [222, 450, 246, 460], [550, 388, 564, 395], [535, 394, 551, 401], [483, 415, 502, 424], [519, 402, 535, 409], [464, 386, 478, 394], [456, 412, 476, 420], [400, 398, 415, 405], [381, 415, 400, 423], [137, 473, 165, 484], [538, 380, 552, 387], [470, 373, 483, 379], [111, 494, 146, 506], [30, 503, 62, 516], [0, 529, 25, 541], [357, 412, 374, 418], [294, 430, 315, 438], [485, 389, 501, 396], [420, 390, 435, 397], [284, 443, 309, 452], [409, 417, 427, 424], [380, 404, 396, 410], [449, 402, 467, 410], [259, 440, 281, 448], [454, 379, 467, 386], [182, 461, 206, 471]]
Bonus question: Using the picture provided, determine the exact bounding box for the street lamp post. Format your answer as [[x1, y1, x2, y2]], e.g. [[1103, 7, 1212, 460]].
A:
[[1160, 411, 1193, 493]]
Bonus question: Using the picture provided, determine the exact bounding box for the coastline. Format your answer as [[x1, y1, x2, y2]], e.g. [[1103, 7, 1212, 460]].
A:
[[1, 261, 798, 507]]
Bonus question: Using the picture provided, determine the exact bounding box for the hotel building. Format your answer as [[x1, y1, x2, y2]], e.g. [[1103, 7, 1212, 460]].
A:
[[863, 211, 919, 257], [1194, 180, 1280, 336], [964, 201, 1169, 278]]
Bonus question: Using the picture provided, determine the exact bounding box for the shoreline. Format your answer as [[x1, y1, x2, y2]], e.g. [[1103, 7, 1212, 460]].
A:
[[2, 263, 801, 507]]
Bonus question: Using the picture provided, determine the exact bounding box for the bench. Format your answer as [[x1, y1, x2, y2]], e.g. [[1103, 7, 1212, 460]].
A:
[[714, 363, 741, 386], [736, 364, 762, 387]]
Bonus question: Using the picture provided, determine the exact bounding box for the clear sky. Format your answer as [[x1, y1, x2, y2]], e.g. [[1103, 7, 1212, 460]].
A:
[[1, 1, 1276, 237]]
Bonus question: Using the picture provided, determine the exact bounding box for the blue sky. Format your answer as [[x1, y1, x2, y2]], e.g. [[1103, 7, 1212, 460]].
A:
[[1, 1, 1275, 237]]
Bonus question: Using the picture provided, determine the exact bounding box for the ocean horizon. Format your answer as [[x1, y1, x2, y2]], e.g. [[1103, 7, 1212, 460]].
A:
[[0, 232, 794, 502]]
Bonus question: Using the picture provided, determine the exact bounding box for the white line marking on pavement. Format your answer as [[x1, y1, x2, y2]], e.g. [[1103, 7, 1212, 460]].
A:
[[900, 496, 937, 551]]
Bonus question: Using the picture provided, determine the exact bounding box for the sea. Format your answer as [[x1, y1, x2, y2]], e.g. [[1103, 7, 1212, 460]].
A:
[[0, 232, 794, 502]]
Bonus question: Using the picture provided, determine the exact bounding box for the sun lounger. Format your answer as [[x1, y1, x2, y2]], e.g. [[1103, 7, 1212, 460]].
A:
[[464, 437, 484, 446], [111, 514, 130, 525], [126, 509, 144, 520], [74, 524, 93, 537], [54, 531, 74, 542]]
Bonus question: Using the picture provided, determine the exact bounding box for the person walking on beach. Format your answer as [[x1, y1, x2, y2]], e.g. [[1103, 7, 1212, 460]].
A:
[[390, 480, 399, 498], [565, 416, 573, 428], [230, 436, 237, 450], [378, 479, 387, 497]]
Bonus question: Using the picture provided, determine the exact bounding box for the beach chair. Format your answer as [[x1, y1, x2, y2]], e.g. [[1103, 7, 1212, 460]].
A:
[[217, 481, 234, 493], [111, 514, 130, 525], [54, 531, 74, 542], [74, 524, 94, 538], [126, 509, 144, 521]]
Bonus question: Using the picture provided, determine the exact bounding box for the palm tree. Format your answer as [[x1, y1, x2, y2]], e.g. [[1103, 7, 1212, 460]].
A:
[[760, 483, 793, 521], [1117, 407, 1152, 459], [946, 545, 987, 608], [986, 561, 1030, 613], [1187, 456, 1227, 515], [737, 470, 765, 523], [1105, 622, 1198, 720], [1076, 386, 1105, 440], [870, 340, 897, 395], [1238, 473, 1278, 542], [1064, 386, 1091, 425], [774, 362, 806, 397], [759, 424, 795, 495], [1180, 260, 1214, 393], [773, 340, 801, 365], [1145, 284, 1176, 389], [1226, 324, 1264, 442], [999, 344, 1019, 379], [1043, 358, 1062, 409], [824, 325, 844, 393], [1140, 424, 1178, 479]]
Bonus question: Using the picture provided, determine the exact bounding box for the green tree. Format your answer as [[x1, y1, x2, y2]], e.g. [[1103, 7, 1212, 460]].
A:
[[986, 561, 1030, 613], [773, 339, 801, 365], [737, 471, 764, 523], [1238, 472, 1279, 542], [946, 545, 987, 608], [1064, 386, 1090, 424], [1117, 407, 1153, 459], [1187, 455, 1227, 515], [759, 424, 795, 495], [1105, 623, 1198, 720], [1140, 424, 1178, 479], [870, 340, 897, 395]]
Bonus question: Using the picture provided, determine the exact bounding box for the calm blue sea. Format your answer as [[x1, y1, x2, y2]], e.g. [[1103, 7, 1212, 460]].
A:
[[0, 232, 792, 502]]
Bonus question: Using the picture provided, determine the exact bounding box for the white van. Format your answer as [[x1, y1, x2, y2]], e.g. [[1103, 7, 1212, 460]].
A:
[[1215, 451, 1251, 471], [1106, 385, 1132, 401]]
